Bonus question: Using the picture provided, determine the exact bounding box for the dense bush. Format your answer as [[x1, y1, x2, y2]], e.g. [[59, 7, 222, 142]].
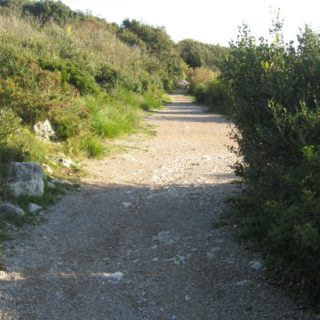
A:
[[117, 19, 185, 91], [22, 0, 84, 25], [178, 39, 229, 70], [39, 58, 99, 95], [186, 67, 229, 113], [0, 108, 20, 144], [0, 60, 75, 123], [222, 22, 320, 303]]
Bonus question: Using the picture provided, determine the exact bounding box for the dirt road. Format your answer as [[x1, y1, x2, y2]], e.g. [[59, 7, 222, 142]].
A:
[[0, 96, 316, 319]]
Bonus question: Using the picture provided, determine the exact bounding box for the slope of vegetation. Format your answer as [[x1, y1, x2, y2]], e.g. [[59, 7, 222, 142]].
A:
[[0, 0, 185, 182]]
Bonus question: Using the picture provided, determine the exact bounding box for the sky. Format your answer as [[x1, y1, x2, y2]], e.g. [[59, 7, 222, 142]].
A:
[[61, 0, 320, 46]]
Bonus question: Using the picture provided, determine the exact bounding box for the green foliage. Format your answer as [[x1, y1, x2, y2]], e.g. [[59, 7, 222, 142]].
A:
[[49, 102, 88, 140], [178, 39, 229, 69], [22, 0, 85, 25], [0, 108, 20, 144], [140, 92, 162, 111], [178, 39, 205, 68], [186, 67, 229, 113], [39, 58, 99, 95], [80, 135, 105, 158], [161, 94, 171, 104], [0, 65, 75, 123], [223, 22, 320, 303], [9, 128, 52, 163], [118, 19, 185, 90], [95, 64, 123, 92]]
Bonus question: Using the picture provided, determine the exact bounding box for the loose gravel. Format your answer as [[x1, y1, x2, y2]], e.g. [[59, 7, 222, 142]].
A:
[[0, 96, 317, 320]]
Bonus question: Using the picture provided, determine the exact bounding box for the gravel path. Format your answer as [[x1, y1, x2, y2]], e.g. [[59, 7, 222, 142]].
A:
[[0, 96, 317, 319]]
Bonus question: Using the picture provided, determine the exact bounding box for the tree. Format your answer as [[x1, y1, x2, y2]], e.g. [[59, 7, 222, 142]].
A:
[[178, 39, 229, 70]]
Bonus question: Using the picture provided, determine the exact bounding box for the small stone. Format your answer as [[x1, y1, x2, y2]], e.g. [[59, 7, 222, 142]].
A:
[[185, 295, 191, 301], [120, 155, 137, 162], [50, 178, 72, 187], [0, 203, 25, 219], [60, 180, 73, 186], [249, 260, 263, 270], [47, 181, 56, 189], [152, 175, 160, 182], [170, 254, 185, 265], [206, 247, 221, 260], [152, 231, 178, 245], [189, 193, 200, 200], [28, 203, 42, 214], [122, 202, 132, 208], [101, 272, 123, 283], [235, 280, 251, 286], [152, 258, 159, 262], [201, 155, 212, 161], [59, 158, 74, 168]]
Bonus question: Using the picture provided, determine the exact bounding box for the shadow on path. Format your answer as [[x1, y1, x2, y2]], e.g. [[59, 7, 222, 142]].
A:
[[153, 102, 230, 124]]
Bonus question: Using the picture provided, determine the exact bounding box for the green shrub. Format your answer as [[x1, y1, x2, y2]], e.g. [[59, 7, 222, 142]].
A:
[[49, 102, 88, 140], [80, 135, 105, 158], [223, 22, 320, 303], [8, 128, 52, 163], [0, 60, 75, 124], [39, 59, 99, 95], [187, 67, 230, 113], [95, 64, 123, 92], [178, 39, 229, 69], [0, 108, 20, 144], [140, 92, 162, 110], [21, 0, 84, 26], [85, 93, 139, 138]]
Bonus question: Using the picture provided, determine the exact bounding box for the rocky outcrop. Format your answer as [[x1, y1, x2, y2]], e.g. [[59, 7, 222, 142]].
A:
[[6, 162, 44, 197], [33, 119, 55, 141]]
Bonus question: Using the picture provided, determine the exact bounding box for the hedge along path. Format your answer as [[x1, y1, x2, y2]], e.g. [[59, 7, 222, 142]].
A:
[[0, 96, 316, 320]]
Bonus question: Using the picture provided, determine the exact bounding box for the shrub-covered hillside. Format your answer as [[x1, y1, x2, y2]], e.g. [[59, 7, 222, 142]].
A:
[[0, 0, 185, 178]]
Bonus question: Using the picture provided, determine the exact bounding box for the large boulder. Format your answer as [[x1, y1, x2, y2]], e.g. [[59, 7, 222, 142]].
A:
[[33, 119, 55, 141], [7, 162, 44, 197], [0, 202, 25, 220]]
